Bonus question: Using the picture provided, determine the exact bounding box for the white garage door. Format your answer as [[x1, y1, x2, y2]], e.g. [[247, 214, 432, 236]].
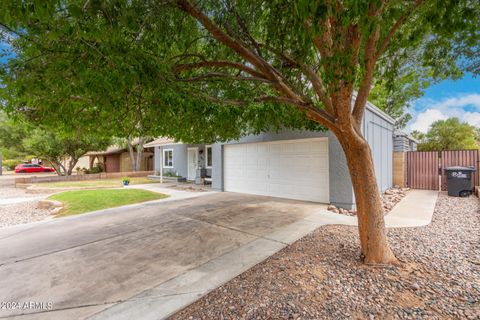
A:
[[224, 138, 329, 203]]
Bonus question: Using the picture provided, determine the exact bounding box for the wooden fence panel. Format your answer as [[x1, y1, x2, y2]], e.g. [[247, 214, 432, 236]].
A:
[[406, 151, 439, 190], [441, 150, 479, 191]]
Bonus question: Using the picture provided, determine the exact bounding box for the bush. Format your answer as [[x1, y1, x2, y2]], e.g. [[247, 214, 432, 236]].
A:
[[164, 171, 180, 177], [90, 163, 104, 174], [122, 176, 130, 184], [2, 159, 22, 170]]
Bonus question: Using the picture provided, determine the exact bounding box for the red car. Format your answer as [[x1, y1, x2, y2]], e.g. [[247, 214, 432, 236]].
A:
[[15, 164, 56, 174]]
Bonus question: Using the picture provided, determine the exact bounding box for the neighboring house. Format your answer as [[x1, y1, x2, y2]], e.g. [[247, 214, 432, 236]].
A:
[[147, 101, 395, 210], [393, 130, 418, 152], [87, 145, 154, 173]]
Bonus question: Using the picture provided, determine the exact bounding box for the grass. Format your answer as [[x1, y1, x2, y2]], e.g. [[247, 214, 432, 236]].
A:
[[37, 177, 159, 188], [49, 189, 169, 217]]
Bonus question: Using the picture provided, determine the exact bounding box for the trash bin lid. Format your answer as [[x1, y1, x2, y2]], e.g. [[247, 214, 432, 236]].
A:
[[445, 166, 476, 171]]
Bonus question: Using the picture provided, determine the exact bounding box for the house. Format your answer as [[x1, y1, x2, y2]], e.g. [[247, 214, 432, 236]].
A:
[[393, 130, 418, 152], [146, 102, 395, 209], [86, 145, 154, 173]]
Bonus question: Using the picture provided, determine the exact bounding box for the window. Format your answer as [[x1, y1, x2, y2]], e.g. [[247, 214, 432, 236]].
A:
[[163, 149, 173, 168], [205, 145, 212, 168]]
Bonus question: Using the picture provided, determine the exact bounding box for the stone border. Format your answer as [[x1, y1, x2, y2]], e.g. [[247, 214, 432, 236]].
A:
[[37, 199, 64, 215], [15, 171, 153, 186]]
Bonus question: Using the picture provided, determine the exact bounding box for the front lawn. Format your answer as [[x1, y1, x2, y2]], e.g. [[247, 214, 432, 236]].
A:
[[37, 177, 158, 189], [49, 189, 168, 217]]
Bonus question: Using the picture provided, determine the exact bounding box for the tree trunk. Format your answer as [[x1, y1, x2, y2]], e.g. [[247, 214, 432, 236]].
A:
[[53, 161, 67, 176], [67, 157, 79, 176], [135, 137, 145, 171], [338, 133, 398, 265], [126, 138, 137, 172]]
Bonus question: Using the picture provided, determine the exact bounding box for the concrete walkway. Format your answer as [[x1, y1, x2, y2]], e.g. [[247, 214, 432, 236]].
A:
[[305, 190, 439, 228], [385, 190, 438, 227], [0, 189, 438, 320]]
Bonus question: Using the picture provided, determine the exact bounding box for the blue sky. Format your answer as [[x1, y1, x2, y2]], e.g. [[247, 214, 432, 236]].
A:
[[1, 39, 479, 133], [407, 73, 480, 133]]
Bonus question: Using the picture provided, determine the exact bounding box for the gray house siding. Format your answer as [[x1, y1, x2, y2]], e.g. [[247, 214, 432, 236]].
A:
[[362, 104, 394, 192], [154, 144, 187, 177], [154, 144, 211, 178]]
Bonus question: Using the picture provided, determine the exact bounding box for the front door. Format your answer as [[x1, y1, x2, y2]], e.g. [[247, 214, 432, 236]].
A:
[[187, 148, 198, 180]]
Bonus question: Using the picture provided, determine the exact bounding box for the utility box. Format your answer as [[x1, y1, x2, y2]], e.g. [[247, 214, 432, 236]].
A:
[[444, 166, 476, 197]]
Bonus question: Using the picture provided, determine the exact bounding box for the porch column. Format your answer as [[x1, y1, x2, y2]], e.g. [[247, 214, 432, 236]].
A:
[[160, 146, 163, 184]]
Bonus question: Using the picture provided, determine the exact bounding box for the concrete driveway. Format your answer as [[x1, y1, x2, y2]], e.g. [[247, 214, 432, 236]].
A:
[[0, 191, 325, 319]]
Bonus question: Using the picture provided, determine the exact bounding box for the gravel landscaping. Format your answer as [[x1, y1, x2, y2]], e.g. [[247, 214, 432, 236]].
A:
[[0, 187, 53, 227], [172, 193, 479, 320], [327, 187, 409, 216]]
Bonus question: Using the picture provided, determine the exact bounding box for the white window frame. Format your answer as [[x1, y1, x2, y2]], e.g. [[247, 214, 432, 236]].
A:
[[205, 145, 212, 168], [163, 149, 174, 168]]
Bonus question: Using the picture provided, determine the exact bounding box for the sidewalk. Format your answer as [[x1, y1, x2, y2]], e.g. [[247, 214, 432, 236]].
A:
[[385, 190, 438, 228], [125, 183, 217, 202]]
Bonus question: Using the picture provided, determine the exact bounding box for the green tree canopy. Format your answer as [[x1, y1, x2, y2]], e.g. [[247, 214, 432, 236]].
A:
[[0, 112, 29, 159], [1, 0, 478, 264], [23, 128, 111, 175], [416, 118, 478, 151]]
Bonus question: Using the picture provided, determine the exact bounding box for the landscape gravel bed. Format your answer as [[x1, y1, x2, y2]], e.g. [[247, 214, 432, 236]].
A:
[[0, 187, 53, 227], [0, 201, 52, 227], [172, 193, 479, 320], [327, 187, 409, 216]]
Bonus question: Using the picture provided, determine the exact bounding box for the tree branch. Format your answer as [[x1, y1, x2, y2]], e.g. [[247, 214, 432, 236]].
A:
[[176, 0, 305, 103], [302, 64, 334, 115], [351, 2, 383, 124], [374, 0, 424, 60], [174, 60, 267, 79], [176, 72, 272, 83]]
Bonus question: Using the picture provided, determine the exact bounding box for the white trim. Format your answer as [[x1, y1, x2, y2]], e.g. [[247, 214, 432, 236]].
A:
[[160, 146, 163, 184], [187, 147, 199, 181], [145, 141, 182, 148], [225, 137, 328, 147], [205, 145, 213, 169], [163, 148, 174, 168]]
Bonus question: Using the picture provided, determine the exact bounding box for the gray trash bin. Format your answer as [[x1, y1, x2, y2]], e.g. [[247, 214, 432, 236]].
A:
[[444, 166, 476, 197]]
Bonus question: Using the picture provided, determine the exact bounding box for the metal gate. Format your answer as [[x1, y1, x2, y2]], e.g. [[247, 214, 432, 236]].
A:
[[441, 150, 479, 191], [406, 151, 439, 190], [406, 149, 479, 190]]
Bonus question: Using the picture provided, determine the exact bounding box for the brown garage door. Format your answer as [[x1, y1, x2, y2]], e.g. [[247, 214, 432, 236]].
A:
[[104, 155, 120, 172]]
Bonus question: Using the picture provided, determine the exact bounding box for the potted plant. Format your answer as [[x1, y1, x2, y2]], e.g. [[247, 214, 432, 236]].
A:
[[122, 177, 130, 186]]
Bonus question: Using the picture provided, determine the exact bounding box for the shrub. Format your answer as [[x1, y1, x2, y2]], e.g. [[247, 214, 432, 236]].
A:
[[90, 163, 104, 174], [122, 176, 130, 184], [164, 171, 179, 177], [2, 159, 22, 170]]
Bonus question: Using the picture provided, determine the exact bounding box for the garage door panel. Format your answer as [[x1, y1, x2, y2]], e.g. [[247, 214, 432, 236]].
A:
[[268, 183, 329, 203], [224, 139, 329, 203]]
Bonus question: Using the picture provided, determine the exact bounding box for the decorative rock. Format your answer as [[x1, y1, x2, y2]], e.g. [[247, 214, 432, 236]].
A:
[[37, 199, 63, 210], [173, 193, 479, 320], [327, 187, 408, 216]]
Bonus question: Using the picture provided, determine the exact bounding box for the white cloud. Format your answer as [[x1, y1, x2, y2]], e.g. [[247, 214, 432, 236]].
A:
[[409, 109, 448, 132], [408, 94, 480, 133]]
